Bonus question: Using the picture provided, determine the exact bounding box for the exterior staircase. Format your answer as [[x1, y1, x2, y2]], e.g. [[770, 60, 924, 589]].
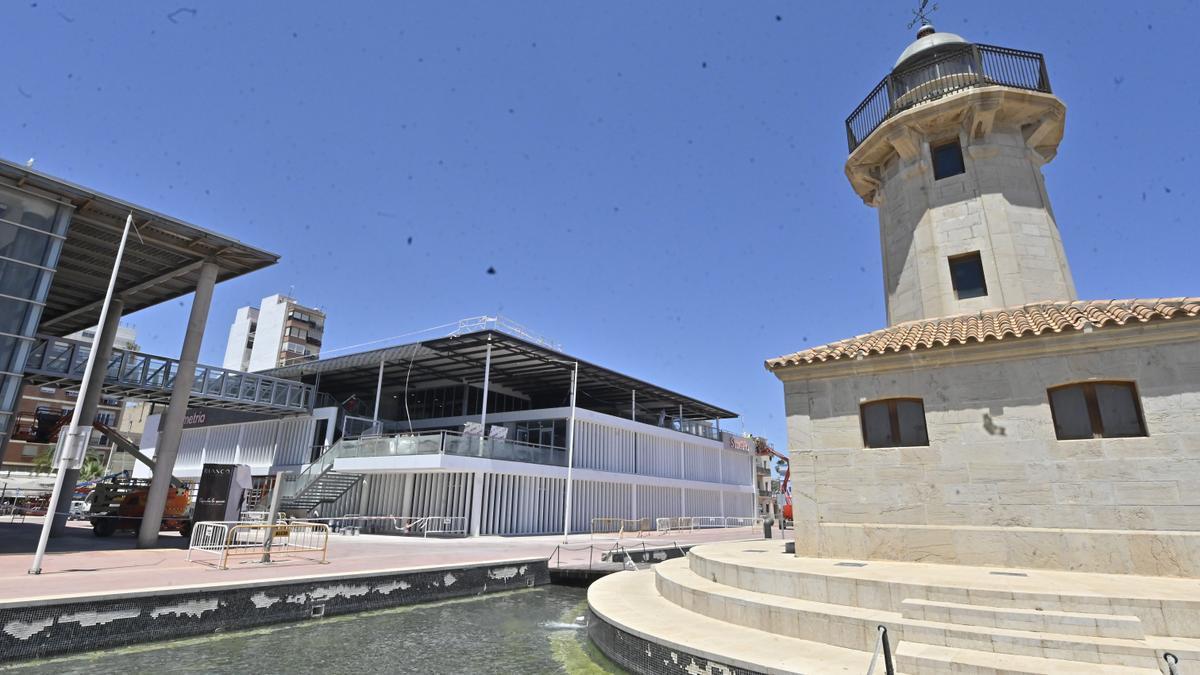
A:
[[279, 439, 363, 514], [280, 468, 362, 513]]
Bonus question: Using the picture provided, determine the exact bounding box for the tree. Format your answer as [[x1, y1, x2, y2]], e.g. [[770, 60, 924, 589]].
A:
[[30, 449, 105, 480], [31, 448, 54, 474], [79, 454, 105, 481]]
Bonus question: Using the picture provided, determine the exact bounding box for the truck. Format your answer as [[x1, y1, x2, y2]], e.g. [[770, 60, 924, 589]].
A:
[[84, 420, 194, 538], [87, 475, 193, 537]]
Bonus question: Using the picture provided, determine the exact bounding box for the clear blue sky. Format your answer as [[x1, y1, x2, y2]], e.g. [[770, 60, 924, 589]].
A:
[[3, 2, 1196, 449]]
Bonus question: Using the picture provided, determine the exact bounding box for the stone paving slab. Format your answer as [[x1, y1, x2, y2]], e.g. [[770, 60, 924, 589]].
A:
[[694, 540, 1200, 604], [0, 519, 770, 603]]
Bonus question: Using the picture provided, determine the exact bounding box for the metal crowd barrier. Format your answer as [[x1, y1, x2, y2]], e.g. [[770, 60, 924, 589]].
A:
[[383, 515, 468, 537], [589, 517, 650, 539], [655, 516, 762, 534], [187, 520, 330, 569], [278, 514, 469, 538]]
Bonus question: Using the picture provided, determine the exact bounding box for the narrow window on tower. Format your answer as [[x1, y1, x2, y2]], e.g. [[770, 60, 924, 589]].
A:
[[948, 251, 988, 299], [931, 139, 966, 180]]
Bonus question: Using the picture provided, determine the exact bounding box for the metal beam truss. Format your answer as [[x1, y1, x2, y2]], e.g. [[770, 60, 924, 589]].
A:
[[23, 334, 314, 415]]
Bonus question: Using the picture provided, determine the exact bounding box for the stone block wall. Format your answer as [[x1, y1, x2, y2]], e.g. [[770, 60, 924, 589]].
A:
[[781, 326, 1200, 575], [875, 107, 1077, 324]]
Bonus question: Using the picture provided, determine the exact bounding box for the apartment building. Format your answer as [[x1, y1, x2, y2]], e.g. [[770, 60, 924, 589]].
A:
[[223, 294, 325, 372]]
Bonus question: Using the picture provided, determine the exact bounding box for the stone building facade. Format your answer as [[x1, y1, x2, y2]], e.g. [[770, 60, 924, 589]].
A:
[[767, 24, 1200, 580], [770, 301, 1200, 576]]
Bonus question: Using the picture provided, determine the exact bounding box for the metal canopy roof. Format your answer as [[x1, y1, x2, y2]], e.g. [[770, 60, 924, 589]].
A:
[[266, 330, 737, 421], [0, 158, 279, 337]]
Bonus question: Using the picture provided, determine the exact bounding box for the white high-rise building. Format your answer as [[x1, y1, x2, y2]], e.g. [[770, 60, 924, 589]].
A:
[[222, 294, 325, 372]]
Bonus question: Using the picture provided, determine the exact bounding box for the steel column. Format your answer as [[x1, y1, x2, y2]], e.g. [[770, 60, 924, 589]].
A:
[[30, 213, 130, 574], [372, 355, 385, 425], [469, 470, 484, 537], [562, 361, 578, 542], [49, 296, 125, 536], [478, 337, 492, 454]]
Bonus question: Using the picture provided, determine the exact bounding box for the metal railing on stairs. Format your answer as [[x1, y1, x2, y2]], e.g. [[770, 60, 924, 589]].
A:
[[865, 625, 895, 675]]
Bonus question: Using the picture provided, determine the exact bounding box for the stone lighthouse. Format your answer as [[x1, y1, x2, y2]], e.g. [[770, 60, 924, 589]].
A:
[[845, 24, 1077, 325], [588, 17, 1200, 674]]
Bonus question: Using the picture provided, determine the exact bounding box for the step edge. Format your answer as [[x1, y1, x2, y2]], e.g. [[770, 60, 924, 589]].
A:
[[590, 570, 874, 675], [657, 564, 1159, 654], [900, 598, 1145, 623], [894, 642, 1163, 674]]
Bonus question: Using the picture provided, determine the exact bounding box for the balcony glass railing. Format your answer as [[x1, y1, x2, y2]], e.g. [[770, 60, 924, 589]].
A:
[[300, 430, 570, 484]]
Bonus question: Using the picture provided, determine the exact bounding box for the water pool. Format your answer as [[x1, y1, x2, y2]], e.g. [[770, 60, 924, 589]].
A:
[[2, 586, 623, 674]]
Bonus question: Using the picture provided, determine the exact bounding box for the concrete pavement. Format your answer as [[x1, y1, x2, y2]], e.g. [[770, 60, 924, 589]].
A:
[[0, 518, 778, 603]]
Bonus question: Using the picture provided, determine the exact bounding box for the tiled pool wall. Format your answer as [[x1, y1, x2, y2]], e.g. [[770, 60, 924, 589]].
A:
[[587, 609, 760, 675], [0, 560, 549, 663]]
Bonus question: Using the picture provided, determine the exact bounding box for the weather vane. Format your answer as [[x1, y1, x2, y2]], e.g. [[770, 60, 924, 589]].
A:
[[906, 0, 939, 30]]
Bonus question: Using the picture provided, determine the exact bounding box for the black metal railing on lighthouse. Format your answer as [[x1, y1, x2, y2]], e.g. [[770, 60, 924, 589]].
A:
[[846, 43, 1051, 152]]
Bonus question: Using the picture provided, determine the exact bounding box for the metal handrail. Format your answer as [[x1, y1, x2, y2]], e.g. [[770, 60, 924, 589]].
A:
[[846, 43, 1051, 151], [283, 429, 570, 501], [865, 625, 895, 675]]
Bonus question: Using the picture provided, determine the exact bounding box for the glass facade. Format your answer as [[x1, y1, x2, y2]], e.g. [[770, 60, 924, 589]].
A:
[[404, 384, 531, 420], [0, 184, 72, 447]]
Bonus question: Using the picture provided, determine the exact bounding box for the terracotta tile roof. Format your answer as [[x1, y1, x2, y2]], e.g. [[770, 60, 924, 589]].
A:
[[766, 298, 1200, 371]]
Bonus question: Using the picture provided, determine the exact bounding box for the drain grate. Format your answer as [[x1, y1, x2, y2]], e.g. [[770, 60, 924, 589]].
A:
[[989, 571, 1029, 577], [742, 549, 768, 553], [835, 562, 868, 567]]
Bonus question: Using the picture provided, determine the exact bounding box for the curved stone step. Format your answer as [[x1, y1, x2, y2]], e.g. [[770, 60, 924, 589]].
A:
[[687, 540, 1200, 638], [900, 599, 1145, 639], [587, 568, 874, 675], [895, 642, 1161, 675], [655, 557, 1162, 668]]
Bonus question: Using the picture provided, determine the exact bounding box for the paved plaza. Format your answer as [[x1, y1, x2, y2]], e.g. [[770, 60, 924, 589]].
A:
[[0, 519, 775, 603]]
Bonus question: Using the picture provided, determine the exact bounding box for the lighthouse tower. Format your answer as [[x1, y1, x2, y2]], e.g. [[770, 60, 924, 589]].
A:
[[845, 24, 1076, 325]]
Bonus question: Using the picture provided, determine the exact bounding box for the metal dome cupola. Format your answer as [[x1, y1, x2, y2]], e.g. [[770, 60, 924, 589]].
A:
[[894, 23, 970, 69]]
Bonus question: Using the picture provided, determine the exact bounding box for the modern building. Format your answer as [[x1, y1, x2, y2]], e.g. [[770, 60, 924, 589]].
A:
[[222, 294, 325, 372], [2, 324, 139, 470], [137, 318, 755, 536], [591, 21, 1200, 674]]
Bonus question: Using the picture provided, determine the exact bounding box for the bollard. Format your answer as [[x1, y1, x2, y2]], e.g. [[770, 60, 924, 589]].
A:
[[763, 517, 774, 539]]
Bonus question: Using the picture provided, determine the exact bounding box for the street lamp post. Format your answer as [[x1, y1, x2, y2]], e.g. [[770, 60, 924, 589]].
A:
[[29, 213, 133, 575]]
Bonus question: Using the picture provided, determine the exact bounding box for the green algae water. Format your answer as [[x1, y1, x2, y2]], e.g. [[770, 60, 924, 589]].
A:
[[2, 586, 624, 674]]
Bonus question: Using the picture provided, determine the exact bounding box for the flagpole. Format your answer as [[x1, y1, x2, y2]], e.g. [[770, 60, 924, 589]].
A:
[[29, 213, 133, 574]]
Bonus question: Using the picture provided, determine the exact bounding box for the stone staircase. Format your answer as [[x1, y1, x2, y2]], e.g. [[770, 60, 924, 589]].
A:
[[588, 540, 1200, 674]]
